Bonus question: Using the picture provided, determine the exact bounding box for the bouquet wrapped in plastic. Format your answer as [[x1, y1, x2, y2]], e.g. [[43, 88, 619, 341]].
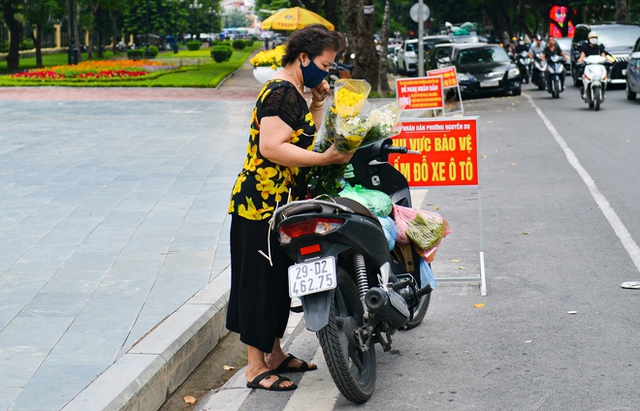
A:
[[322, 79, 372, 153], [392, 204, 451, 263], [360, 101, 404, 148]]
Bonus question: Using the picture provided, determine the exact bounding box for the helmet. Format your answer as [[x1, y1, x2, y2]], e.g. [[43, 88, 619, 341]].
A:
[[512, 36, 517, 42], [588, 31, 598, 39], [535, 35, 542, 41]]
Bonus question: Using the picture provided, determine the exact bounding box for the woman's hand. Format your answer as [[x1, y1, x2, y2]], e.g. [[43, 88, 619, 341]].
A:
[[323, 143, 354, 165], [310, 79, 331, 103]]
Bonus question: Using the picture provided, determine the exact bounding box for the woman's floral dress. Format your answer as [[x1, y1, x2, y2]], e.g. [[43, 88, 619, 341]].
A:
[[228, 79, 317, 221]]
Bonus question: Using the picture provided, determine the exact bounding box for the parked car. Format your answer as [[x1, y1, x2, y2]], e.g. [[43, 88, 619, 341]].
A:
[[428, 43, 454, 69], [273, 35, 288, 47], [625, 36, 640, 99], [397, 35, 452, 75], [571, 22, 640, 86], [450, 43, 521, 97], [387, 46, 400, 75]]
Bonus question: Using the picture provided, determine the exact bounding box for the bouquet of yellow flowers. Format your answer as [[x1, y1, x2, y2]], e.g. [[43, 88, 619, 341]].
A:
[[323, 79, 372, 153], [250, 45, 286, 69]]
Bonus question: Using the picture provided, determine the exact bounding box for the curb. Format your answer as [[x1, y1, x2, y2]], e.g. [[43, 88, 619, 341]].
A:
[[61, 269, 232, 411]]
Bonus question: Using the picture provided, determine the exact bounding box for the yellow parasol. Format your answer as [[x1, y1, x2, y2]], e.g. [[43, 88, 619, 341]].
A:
[[260, 7, 334, 31]]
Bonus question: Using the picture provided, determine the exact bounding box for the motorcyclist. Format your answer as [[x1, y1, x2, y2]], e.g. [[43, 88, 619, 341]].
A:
[[577, 31, 608, 99], [542, 36, 569, 91], [513, 37, 529, 55], [528, 35, 545, 59]]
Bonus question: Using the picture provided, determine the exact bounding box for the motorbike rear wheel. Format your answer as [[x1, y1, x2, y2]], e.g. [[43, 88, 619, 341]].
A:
[[317, 268, 376, 404], [402, 292, 431, 330]]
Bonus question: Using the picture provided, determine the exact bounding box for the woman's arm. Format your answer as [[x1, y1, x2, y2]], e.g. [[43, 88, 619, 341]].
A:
[[259, 116, 352, 167]]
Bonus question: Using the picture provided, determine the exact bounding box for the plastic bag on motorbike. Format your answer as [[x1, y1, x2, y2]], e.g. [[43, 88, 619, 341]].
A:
[[419, 258, 437, 289], [338, 183, 392, 217], [378, 216, 398, 251], [392, 204, 451, 262]]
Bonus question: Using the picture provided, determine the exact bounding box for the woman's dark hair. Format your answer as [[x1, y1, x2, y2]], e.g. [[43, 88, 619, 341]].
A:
[[281, 24, 345, 66]]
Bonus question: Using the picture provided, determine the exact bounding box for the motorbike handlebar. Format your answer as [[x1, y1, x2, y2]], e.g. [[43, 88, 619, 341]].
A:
[[384, 146, 421, 155]]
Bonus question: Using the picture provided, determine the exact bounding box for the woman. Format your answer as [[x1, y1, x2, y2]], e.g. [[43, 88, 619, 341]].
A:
[[227, 25, 351, 391]]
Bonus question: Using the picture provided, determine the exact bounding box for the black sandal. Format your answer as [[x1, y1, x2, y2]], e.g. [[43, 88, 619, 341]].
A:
[[246, 370, 297, 391], [275, 354, 318, 373]]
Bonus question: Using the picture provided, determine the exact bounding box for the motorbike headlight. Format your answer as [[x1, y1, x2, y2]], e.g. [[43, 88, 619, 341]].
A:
[[508, 67, 520, 78]]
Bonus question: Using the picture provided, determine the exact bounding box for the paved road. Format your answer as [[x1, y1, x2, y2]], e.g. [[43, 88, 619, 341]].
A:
[[0, 55, 263, 410], [210, 85, 640, 411]]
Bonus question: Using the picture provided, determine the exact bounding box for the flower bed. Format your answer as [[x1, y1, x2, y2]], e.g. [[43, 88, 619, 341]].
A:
[[10, 59, 177, 81]]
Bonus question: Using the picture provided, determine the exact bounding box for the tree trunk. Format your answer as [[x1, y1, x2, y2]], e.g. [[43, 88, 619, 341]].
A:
[[378, 0, 391, 95], [67, 0, 82, 63], [344, 0, 378, 90], [110, 10, 119, 54], [323, 0, 341, 32], [615, 0, 628, 22], [33, 22, 43, 68], [3, 1, 22, 70]]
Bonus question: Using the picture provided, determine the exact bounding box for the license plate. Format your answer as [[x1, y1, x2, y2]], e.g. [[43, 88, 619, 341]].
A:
[[481, 80, 500, 88], [288, 256, 337, 298]]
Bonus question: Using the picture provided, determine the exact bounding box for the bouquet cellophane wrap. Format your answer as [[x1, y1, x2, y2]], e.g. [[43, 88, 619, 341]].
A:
[[322, 79, 372, 153], [359, 101, 404, 148]]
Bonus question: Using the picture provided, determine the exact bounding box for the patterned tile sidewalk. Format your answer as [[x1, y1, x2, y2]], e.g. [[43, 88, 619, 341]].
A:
[[0, 58, 263, 410]]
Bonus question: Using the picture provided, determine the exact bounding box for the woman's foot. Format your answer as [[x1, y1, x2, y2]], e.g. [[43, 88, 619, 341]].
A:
[[267, 353, 317, 372], [246, 367, 296, 390]]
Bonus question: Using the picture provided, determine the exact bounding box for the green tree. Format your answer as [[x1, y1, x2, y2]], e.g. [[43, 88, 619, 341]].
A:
[[2, 0, 23, 70]]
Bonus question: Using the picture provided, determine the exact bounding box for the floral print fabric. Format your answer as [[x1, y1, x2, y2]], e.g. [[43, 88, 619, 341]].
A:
[[228, 79, 316, 220]]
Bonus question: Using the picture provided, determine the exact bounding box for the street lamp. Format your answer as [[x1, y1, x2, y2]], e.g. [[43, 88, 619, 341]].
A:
[[145, 0, 151, 58], [68, 0, 77, 64], [189, 0, 203, 39], [205, 7, 215, 39]]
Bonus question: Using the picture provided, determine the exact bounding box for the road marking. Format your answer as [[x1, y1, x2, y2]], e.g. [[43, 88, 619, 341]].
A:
[[283, 347, 340, 411], [525, 93, 640, 275]]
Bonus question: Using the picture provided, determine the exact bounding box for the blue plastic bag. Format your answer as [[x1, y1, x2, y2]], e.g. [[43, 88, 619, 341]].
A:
[[419, 258, 437, 289], [379, 216, 397, 251]]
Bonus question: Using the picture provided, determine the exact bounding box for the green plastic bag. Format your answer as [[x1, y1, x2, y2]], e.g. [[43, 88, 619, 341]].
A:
[[338, 183, 392, 217]]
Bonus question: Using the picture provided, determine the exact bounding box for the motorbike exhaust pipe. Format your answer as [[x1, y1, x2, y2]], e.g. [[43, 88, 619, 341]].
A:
[[365, 287, 410, 329]]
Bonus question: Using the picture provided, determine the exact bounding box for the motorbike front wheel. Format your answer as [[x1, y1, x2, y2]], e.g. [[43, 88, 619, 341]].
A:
[[552, 79, 560, 98], [317, 268, 376, 404], [594, 86, 601, 111]]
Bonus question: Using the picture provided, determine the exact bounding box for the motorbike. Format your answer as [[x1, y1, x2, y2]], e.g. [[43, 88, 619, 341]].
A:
[[546, 54, 566, 98], [328, 61, 354, 87], [580, 55, 611, 111], [272, 139, 433, 403], [531, 52, 547, 90], [515, 50, 532, 84]]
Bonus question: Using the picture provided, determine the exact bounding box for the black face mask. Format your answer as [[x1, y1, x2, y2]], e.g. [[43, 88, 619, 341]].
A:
[[300, 57, 329, 88]]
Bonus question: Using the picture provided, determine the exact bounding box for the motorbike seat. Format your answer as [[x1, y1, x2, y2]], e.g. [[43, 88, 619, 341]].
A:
[[334, 197, 381, 225]]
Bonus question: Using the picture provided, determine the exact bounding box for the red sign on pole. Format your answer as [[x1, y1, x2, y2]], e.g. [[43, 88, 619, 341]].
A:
[[395, 77, 444, 110], [389, 118, 479, 187], [427, 66, 459, 88]]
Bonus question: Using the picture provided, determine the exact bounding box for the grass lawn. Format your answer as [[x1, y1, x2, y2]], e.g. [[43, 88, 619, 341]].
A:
[[0, 43, 261, 87]]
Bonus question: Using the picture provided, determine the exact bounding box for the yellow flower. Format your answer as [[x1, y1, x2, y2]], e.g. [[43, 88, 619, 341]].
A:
[[255, 167, 279, 200], [238, 197, 261, 219], [232, 173, 247, 195], [251, 45, 286, 68], [243, 144, 263, 171], [305, 112, 315, 127], [290, 128, 303, 144]]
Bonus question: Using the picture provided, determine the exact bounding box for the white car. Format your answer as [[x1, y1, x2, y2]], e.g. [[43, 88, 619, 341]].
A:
[[396, 39, 419, 75]]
